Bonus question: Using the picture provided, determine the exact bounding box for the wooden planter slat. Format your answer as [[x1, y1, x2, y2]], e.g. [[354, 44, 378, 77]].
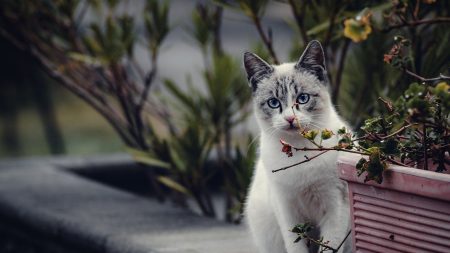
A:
[[337, 153, 450, 253]]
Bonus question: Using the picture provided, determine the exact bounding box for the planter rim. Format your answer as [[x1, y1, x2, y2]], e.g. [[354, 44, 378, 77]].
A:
[[337, 153, 450, 201]]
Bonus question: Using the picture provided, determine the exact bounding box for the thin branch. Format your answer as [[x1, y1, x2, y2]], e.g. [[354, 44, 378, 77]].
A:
[[0, 28, 27, 51], [250, 14, 279, 64], [273, 150, 329, 173], [380, 123, 417, 140], [136, 51, 158, 115], [336, 230, 352, 253], [212, 6, 224, 55], [382, 17, 450, 32], [332, 39, 351, 102], [423, 124, 428, 170], [323, 1, 340, 49], [31, 49, 137, 147], [386, 157, 410, 167], [293, 147, 368, 155], [131, 57, 146, 82], [287, 0, 308, 45], [404, 69, 450, 83], [413, 0, 420, 21], [307, 237, 336, 252], [75, 0, 90, 31]]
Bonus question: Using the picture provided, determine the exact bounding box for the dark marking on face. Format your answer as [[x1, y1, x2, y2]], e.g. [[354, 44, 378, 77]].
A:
[[282, 83, 288, 97], [306, 99, 317, 112], [274, 78, 289, 103], [261, 108, 273, 120]]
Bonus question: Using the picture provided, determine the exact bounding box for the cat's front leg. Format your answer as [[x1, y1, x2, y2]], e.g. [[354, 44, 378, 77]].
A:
[[319, 202, 351, 253], [246, 192, 286, 253], [271, 193, 310, 253]]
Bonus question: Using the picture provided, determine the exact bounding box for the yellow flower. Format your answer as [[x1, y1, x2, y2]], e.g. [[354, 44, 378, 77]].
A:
[[343, 9, 372, 43], [435, 82, 449, 93], [344, 18, 372, 43], [303, 130, 319, 141], [321, 129, 334, 140]]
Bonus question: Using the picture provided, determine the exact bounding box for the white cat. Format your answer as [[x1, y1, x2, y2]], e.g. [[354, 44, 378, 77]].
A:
[[244, 40, 351, 253]]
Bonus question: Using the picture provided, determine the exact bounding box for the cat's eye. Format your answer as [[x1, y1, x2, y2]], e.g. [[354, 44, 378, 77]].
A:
[[296, 93, 310, 104], [267, 98, 281, 109]]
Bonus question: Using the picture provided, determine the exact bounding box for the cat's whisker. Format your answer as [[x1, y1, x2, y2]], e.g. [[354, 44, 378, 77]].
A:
[[248, 133, 262, 148]]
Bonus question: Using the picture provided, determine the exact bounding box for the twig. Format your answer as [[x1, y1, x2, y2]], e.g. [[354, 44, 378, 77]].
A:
[[336, 230, 352, 253], [0, 28, 27, 51], [404, 69, 450, 83], [212, 6, 224, 55], [380, 123, 417, 140], [307, 237, 336, 252], [250, 14, 279, 64], [386, 157, 410, 167], [30, 49, 137, 147], [323, 1, 340, 50], [287, 0, 308, 45], [332, 39, 351, 102], [136, 52, 158, 115], [382, 17, 450, 32], [413, 0, 420, 21], [273, 150, 329, 172], [423, 124, 428, 170], [75, 0, 89, 31]]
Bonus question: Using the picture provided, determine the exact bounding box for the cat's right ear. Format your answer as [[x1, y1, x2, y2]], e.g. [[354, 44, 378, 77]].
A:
[[244, 52, 273, 91]]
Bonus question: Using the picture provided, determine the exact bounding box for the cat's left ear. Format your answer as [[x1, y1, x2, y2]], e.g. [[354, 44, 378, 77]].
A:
[[295, 40, 327, 82]]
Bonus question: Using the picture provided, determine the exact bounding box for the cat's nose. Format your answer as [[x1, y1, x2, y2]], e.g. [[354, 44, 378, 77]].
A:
[[285, 116, 295, 123]]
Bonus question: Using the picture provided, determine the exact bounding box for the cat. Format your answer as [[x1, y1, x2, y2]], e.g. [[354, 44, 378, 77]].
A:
[[243, 40, 351, 253]]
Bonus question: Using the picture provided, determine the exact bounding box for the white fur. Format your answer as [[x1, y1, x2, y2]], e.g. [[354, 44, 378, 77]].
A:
[[245, 63, 351, 253]]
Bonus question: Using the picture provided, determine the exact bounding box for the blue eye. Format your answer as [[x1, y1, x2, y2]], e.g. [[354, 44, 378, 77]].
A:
[[267, 98, 281, 109], [296, 93, 310, 104]]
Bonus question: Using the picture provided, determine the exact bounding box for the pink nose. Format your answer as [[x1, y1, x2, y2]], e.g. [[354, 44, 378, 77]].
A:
[[285, 116, 295, 123]]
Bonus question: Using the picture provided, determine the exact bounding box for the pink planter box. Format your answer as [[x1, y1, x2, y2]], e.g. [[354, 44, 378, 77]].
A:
[[337, 153, 450, 253]]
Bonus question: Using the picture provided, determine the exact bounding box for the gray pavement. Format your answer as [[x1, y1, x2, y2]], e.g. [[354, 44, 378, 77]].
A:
[[0, 155, 255, 253]]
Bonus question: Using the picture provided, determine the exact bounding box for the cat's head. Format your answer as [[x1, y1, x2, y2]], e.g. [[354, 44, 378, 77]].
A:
[[244, 40, 332, 138]]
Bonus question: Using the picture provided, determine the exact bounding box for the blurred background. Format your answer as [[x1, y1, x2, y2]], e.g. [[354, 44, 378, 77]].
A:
[[0, 0, 295, 157], [0, 0, 448, 221], [1, 0, 448, 157]]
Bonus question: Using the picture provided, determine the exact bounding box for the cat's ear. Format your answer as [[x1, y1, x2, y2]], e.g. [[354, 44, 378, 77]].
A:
[[295, 40, 327, 82], [244, 52, 273, 91]]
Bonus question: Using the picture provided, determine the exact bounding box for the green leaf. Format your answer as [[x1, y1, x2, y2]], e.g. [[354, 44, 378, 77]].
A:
[[168, 144, 186, 172], [157, 176, 191, 195], [164, 79, 197, 111], [125, 147, 171, 169], [337, 127, 347, 135], [68, 52, 102, 66]]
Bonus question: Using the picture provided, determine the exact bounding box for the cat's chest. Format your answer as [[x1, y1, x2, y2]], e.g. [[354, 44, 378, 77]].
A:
[[269, 179, 333, 223]]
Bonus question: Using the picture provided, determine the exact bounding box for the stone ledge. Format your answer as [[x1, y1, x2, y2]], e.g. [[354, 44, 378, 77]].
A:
[[0, 155, 254, 253]]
